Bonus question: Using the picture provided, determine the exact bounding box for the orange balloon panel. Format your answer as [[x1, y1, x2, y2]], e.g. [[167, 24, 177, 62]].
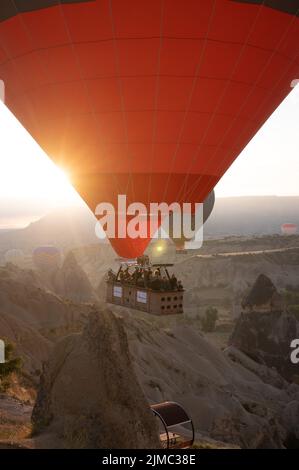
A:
[[0, 0, 298, 257]]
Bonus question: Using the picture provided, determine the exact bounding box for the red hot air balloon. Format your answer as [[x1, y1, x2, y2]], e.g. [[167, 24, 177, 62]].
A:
[[281, 223, 298, 235], [0, 1, 298, 258]]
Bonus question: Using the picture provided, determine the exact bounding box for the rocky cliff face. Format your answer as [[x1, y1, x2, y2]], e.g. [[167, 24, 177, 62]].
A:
[[32, 309, 160, 449], [109, 306, 299, 449], [241, 273, 282, 311], [0, 264, 93, 376], [3, 259, 299, 449], [0, 266, 161, 448], [67, 237, 299, 321], [174, 248, 299, 318], [230, 310, 299, 382], [229, 274, 299, 382], [52, 252, 96, 303]]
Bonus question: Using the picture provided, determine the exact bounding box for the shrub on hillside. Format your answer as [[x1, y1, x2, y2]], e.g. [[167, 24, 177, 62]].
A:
[[0, 341, 22, 392], [200, 307, 218, 332]]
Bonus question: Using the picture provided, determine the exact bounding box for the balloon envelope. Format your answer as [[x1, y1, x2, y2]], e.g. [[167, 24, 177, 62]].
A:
[[0, 1, 298, 257], [168, 190, 215, 250]]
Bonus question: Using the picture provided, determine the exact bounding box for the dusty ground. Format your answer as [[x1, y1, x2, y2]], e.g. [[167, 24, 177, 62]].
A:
[[0, 395, 32, 447]]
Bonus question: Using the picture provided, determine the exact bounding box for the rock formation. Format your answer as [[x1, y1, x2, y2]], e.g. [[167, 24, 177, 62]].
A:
[[31, 309, 160, 449], [230, 275, 299, 381], [52, 252, 96, 303], [241, 273, 283, 313], [112, 307, 299, 449], [0, 264, 93, 376], [65, 236, 299, 323], [170, 247, 299, 319], [2, 261, 299, 448]]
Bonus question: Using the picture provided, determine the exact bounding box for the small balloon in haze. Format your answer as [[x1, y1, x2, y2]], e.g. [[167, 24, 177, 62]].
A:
[[4, 249, 24, 267], [33, 246, 62, 272], [281, 223, 298, 236]]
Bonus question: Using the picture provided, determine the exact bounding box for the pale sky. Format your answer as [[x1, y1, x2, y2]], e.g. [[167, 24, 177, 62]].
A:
[[215, 84, 299, 197], [0, 84, 298, 229]]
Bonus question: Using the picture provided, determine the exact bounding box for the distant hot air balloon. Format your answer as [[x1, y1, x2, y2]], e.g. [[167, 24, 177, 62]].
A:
[[4, 249, 24, 266], [168, 190, 215, 251], [33, 246, 61, 271], [281, 223, 298, 235], [0, 1, 298, 258]]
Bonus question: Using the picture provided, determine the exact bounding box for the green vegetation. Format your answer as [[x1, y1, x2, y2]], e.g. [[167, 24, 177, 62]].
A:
[[289, 305, 299, 319], [292, 375, 299, 386], [282, 288, 299, 320], [200, 307, 218, 332], [0, 341, 22, 392], [147, 380, 162, 392]]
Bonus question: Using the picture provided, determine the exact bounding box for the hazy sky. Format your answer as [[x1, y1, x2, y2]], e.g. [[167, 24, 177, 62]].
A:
[[0, 84, 298, 229], [216, 84, 299, 197]]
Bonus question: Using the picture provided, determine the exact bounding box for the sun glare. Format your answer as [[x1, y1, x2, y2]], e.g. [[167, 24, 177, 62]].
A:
[[0, 101, 81, 211]]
